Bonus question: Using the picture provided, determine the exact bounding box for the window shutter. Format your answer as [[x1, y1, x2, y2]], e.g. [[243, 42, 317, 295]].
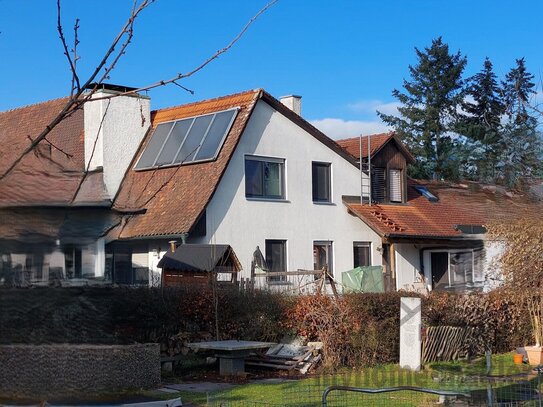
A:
[[371, 168, 386, 203], [389, 169, 402, 202]]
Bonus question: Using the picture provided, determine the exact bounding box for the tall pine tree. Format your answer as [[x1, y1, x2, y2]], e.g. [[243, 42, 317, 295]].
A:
[[459, 58, 505, 181], [499, 58, 541, 188], [378, 37, 467, 179]]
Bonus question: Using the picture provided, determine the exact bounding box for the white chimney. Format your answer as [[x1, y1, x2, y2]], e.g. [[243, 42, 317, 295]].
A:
[[84, 85, 151, 199], [280, 95, 302, 116]]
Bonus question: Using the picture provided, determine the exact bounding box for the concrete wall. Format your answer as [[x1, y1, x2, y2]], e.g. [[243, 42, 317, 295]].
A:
[[84, 90, 151, 199], [201, 100, 382, 281], [0, 343, 160, 400]]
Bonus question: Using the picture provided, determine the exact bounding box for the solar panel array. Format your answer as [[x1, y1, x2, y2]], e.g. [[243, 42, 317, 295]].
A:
[[135, 108, 238, 170]]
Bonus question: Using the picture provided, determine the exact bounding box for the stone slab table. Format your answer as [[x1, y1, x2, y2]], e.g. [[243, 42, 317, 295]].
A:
[[188, 340, 275, 375]]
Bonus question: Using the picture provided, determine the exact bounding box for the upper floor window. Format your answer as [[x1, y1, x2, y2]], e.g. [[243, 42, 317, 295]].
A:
[[389, 169, 402, 203], [312, 162, 331, 203], [245, 156, 285, 199], [371, 167, 403, 204]]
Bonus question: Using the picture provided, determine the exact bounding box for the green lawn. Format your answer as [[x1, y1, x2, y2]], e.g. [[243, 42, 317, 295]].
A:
[[145, 352, 536, 406]]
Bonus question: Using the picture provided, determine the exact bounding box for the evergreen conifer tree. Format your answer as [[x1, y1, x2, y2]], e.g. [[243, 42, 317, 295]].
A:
[[460, 58, 505, 181], [499, 58, 541, 187], [378, 37, 467, 179]]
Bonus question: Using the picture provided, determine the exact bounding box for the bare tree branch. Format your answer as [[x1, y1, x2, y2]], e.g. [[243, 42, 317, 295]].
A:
[[89, 0, 278, 102], [0, 0, 276, 182], [57, 0, 80, 96]]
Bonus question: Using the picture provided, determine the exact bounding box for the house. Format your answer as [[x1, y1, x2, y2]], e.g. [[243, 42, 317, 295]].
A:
[[0, 85, 150, 285], [2, 85, 526, 292], [110, 89, 384, 289]]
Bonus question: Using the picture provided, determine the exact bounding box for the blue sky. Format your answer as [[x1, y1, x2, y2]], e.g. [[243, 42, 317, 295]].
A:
[[1, 0, 542, 139]]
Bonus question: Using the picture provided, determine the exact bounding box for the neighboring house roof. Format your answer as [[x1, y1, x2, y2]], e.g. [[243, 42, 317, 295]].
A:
[[343, 179, 486, 240], [157, 244, 241, 272], [113, 89, 358, 239], [344, 179, 543, 240], [336, 132, 416, 164], [0, 97, 109, 207]]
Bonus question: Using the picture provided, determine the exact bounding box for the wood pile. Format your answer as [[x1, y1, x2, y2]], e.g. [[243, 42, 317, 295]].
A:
[[422, 326, 476, 362], [160, 331, 213, 371], [246, 342, 322, 374]]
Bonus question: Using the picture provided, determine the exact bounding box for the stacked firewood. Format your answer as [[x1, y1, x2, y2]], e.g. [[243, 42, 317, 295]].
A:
[[160, 331, 213, 371]]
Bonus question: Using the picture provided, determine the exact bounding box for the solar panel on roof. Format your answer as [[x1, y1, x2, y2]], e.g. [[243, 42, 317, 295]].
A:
[[134, 108, 238, 170]]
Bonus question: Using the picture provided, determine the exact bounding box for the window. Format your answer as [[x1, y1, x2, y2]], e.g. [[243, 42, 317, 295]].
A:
[[245, 156, 285, 199], [371, 167, 386, 203], [312, 162, 331, 203], [389, 169, 402, 202], [353, 242, 371, 268], [430, 248, 485, 290], [265, 240, 287, 282], [64, 246, 82, 279], [314, 241, 333, 279]]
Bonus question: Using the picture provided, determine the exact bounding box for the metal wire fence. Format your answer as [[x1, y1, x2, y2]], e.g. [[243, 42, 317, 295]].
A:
[[206, 369, 543, 406]]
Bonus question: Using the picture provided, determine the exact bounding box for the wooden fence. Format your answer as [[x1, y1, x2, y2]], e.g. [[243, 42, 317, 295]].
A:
[[422, 325, 476, 362]]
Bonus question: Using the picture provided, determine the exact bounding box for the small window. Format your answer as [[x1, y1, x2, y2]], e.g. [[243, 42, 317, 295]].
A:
[[312, 162, 331, 203], [265, 240, 287, 282], [64, 246, 82, 279], [353, 242, 371, 268], [389, 169, 402, 202], [245, 156, 285, 199], [313, 241, 333, 279]]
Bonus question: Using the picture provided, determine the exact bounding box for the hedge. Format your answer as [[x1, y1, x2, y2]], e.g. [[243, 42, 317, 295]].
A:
[[0, 287, 530, 368]]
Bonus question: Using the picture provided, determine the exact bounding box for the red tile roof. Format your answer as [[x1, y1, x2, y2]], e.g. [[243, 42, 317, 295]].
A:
[[0, 98, 109, 207], [337, 133, 393, 158], [337, 132, 416, 164], [113, 89, 261, 238], [344, 180, 543, 240]]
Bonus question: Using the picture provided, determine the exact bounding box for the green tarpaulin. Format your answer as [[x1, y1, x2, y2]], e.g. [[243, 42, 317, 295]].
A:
[[342, 266, 384, 293]]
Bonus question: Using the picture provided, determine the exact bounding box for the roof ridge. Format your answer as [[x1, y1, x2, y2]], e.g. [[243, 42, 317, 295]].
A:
[[152, 88, 262, 115], [336, 132, 394, 143], [0, 96, 70, 115]]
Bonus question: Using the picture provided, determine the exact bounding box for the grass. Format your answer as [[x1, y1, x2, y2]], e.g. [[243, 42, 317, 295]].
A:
[[143, 352, 537, 406]]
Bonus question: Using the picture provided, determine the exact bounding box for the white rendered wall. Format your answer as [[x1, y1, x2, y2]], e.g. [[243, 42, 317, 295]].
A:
[[394, 243, 421, 290], [84, 90, 151, 199], [202, 100, 382, 281]]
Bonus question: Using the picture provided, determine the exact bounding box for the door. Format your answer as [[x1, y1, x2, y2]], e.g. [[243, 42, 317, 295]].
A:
[[431, 252, 449, 289]]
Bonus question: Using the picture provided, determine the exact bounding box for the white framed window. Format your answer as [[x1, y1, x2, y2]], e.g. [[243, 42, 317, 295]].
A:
[[353, 242, 371, 268], [265, 239, 287, 282], [245, 156, 285, 199], [389, 169, 402, 203], [429, 248, 485, 290], [312, 162, 331, 203], [314, 241, 333, 279]]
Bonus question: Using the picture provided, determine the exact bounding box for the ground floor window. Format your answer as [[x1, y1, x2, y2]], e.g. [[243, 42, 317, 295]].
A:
[[265, 239, 287, 282], [314, 241, 333, 279], [353, 242, 371, 268], [430, 248, 484, 290]]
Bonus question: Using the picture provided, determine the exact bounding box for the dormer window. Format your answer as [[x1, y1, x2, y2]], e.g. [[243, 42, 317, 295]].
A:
[[389, 169, 402, 203], [370, 167, 404, 204]]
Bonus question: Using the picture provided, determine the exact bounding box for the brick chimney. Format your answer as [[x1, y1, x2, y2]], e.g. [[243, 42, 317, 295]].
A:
[[83, 84, 150, 199], [279, 95, 302, 116]]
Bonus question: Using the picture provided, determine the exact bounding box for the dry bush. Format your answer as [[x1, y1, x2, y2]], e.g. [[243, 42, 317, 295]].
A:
[[487, 217, 543, 346]]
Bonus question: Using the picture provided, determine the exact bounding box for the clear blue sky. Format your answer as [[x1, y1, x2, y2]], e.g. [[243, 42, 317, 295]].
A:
[[1, 0, 542, 139]]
